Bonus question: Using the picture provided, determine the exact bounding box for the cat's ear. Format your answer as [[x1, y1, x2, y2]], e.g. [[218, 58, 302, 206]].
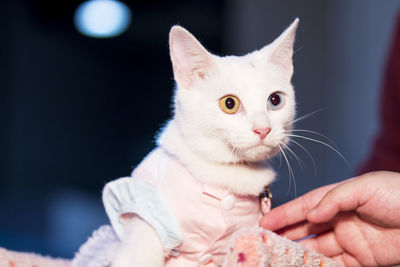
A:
[[169, 26, 214, 89], [266, 18, 299, 78]]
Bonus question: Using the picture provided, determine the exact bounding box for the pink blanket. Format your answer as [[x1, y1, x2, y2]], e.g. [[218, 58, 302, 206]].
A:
[[0, 248, 70, 267], [0, 227, 339, 267]]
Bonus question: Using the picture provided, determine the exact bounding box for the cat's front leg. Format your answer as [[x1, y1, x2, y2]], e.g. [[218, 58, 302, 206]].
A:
[[112, 216, 164, 267]]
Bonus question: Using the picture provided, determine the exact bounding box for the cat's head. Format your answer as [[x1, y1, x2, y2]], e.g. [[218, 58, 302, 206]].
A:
[[168, 19, 298, 164]]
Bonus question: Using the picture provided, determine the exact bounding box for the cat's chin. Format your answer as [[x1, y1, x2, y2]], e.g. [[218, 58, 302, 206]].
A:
[[241, 145, 278, 162]]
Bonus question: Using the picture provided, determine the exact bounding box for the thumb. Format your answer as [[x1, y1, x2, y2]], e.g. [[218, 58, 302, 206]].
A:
[[306, 177, 372, 224]]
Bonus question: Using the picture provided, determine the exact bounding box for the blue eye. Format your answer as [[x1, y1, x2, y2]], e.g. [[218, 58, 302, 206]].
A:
[[267, 92, 284, 110]]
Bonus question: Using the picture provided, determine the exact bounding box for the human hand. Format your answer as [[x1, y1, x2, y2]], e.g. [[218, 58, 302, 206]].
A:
[[259, 171, 400, 267]]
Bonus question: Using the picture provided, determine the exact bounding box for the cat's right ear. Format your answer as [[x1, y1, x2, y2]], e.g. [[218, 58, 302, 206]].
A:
[[169, 26, 213, 89]]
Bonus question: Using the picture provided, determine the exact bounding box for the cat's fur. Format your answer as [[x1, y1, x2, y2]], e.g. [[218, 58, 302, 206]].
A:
[[112, 19, 298, 267]]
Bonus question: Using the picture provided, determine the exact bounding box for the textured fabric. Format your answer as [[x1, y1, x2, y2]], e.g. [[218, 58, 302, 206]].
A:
[[0, 248, 70, 267], [71, 225, 119, 267], [0, 227, 341, 267], [223, 228, 340, 267], [102, 148, 261, 267]]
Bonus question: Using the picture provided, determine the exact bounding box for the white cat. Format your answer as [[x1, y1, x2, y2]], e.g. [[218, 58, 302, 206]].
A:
[[103, 19, 299, 267]]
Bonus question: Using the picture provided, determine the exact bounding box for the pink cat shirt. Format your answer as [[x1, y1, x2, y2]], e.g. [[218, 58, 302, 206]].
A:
[[103, 148, 263, 267]]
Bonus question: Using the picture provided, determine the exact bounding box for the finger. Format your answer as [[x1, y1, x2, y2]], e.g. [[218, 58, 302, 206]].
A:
[[307, 177, 373, 224], [331, 254, 362, 267], [330, 255, 345, 266], [277, 221, 332, 241], [260, 182, 340, 230], [299, 231, 344, 258], [259, 196, 311, 231]]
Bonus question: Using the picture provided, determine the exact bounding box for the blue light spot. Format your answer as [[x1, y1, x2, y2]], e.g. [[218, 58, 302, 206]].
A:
[[74, 0, 131, 38]]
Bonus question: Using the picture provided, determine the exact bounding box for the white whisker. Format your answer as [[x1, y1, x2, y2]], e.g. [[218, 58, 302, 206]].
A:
[[278, 144, 297, 197], [234, 147, 240, 166], [286, 134, 348, 165], [228, 146, 236, 165], [282, 142, 304, 172], [235, 147, 240, 166], [286, 108, 326, 126], [288, 129, 336, 147], [290, 139, 317, 176]]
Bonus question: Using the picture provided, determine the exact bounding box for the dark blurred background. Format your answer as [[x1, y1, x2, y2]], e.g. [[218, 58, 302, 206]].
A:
[[0, 0, 399, 259]]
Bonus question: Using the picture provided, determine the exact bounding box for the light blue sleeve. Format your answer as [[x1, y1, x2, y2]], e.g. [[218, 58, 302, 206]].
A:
[[102, 177, 182, 251]]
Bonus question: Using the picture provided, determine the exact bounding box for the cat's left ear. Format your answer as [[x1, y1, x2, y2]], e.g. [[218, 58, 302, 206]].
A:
[[266, 18, 299, 78], [169, 26, 214, 89]]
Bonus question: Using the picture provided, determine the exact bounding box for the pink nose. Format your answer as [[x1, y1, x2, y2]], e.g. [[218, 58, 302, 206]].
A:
[[253, 128, 271, 140]]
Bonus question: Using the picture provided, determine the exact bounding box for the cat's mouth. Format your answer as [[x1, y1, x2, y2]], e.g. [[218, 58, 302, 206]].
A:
[[236, 143, 279, 162]]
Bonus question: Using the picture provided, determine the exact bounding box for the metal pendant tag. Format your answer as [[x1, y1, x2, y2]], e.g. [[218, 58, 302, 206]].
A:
[[259, 186, 273, 215]]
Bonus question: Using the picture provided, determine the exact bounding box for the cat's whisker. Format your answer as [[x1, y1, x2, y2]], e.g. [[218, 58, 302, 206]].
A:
[[278, 144, 297, 197], [289, 139, 317, 177], [278, 151, 283, 169], [229, 146, 236, 165], [286, 134, 348, 165], [281, 143, 304, 172], [233, 147, 238, 166], [233, 147, 239, 166], [227, 145, 239, 165], [286, 108, 326, 126], [238, 149, 244, 167], [235, 147, 240, 166], [230, 146, 244, 167], [287, 129, 336, 147]]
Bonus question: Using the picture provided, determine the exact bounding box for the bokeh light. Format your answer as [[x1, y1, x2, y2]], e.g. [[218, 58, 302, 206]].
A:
[[74, 0, 131, 38]]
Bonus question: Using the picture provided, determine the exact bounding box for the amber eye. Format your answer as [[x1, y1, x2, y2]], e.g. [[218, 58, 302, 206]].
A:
[[219, 95, 240, 114]]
